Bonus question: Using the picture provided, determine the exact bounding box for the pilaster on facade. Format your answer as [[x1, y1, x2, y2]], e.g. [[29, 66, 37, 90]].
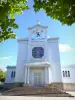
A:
[[45, 67, 49, 84], [24, 67, 30, 84], [24, 67, 27, 84], [27, 67, 30, 84]]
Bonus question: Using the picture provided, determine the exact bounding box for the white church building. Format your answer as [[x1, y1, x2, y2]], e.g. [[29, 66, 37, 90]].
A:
[[5, 22, 75, 91]]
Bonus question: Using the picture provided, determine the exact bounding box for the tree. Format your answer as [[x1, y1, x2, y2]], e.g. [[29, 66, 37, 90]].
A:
[[0, 68, 6, 82], [33, 0, 75, 25], [0, 0, 75, 42], [0, 0, 28, 42]]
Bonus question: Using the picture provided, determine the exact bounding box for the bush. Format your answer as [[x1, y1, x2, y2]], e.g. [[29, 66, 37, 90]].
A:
[[0, 85, 8, 90], [0, 69, 6, 82], [0, 86, 4, 90], [14, 82, 24, 87]]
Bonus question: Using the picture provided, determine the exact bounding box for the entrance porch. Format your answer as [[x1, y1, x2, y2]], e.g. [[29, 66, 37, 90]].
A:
[[24, 62, 51, 86]]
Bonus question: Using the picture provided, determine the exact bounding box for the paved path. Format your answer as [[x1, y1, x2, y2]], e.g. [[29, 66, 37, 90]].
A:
[[0, 96, 75, 100], [0, 92, 75, 100], [67, 92, 75, 96]]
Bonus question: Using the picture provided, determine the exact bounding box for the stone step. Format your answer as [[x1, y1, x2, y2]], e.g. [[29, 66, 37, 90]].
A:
[[2, 86, 74, 97]]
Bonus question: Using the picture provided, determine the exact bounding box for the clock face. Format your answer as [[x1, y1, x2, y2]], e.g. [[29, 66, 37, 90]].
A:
[[32, 47, 44, 58]]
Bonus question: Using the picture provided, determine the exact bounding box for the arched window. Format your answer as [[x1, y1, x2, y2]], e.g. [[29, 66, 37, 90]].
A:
[[65, 71, 67, 77], [11, 71, 13, 77], [63, 71, 65, 77], [11, 71, 15, 78], [68, 71, 70, 77]]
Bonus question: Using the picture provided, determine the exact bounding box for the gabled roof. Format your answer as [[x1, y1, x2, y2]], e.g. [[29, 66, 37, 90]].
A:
[[28, 21, 48, 30], [7, 66, 16, 69]]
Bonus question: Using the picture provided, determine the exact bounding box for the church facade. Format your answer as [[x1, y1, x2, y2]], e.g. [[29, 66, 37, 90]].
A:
[[5, 22, 75, 91]]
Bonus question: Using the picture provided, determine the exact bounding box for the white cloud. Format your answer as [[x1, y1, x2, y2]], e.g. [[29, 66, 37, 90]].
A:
[[0, 56, 12, 60], [0, 64, 7, 71], [47, 36, 50, 38], [59, 44, 72, 52]]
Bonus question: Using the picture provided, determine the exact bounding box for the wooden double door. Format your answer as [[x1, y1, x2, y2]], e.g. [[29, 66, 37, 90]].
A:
[[31, 68, 45, 86]]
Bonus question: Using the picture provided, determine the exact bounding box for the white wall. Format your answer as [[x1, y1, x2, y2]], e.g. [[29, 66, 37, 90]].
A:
[[15, 37, 62, 83], [5, 37, 75, 84], [48, 39, 62, 83], [15, 40, 28, 82], [28, 41, 45, 62], [61, 65, 75, 83], [26, 38, 62, 83], [5, 67, 16, 83]]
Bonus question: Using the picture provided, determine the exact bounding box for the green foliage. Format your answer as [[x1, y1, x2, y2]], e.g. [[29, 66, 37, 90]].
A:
[[0, 0, 28, 42], [0, 0, 75, 42], [0, 68, 6, 82], [33, 0, 75, 25]]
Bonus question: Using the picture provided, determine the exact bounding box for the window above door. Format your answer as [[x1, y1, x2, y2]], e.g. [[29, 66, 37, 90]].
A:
[[32, 47, 44, 58]]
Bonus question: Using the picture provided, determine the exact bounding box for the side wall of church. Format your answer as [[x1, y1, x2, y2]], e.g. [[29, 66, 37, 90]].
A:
[[61, 66, 75, 83], [5, 67, 16, 83], [48, 39, 62, 83], [61, 65, 75, 90], [15, 40, 28, 82]]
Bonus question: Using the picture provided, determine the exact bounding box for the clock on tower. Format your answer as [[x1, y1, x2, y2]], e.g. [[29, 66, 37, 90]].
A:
[[27, 21, 48, 61], [28, 21, 48, 40]]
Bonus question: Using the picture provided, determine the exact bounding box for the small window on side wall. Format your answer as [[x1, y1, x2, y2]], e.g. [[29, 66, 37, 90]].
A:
[[63, 71, 65, 77], [63, 71, 70, 77], [65, 71, 67, 77], [68, 71, 70, 77], [11, 71, 15, 78]]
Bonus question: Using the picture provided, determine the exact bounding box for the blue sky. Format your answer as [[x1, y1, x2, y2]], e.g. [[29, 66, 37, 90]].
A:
[[0, 0, 75, 71]]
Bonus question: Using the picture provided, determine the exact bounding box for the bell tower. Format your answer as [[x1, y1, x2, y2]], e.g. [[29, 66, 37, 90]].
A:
[[28, 21, 48, 41], [27, 22, 48, 62]]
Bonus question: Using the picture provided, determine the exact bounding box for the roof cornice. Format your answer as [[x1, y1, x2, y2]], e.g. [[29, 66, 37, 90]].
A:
[[17, 37, 59, 42], [7, 66, 16, 68], [28, 24, 48, 30]]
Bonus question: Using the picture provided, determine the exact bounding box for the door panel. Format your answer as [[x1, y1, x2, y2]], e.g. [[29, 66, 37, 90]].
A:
[[31, 68, 45, 86], [34, 72, 42, 86]]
